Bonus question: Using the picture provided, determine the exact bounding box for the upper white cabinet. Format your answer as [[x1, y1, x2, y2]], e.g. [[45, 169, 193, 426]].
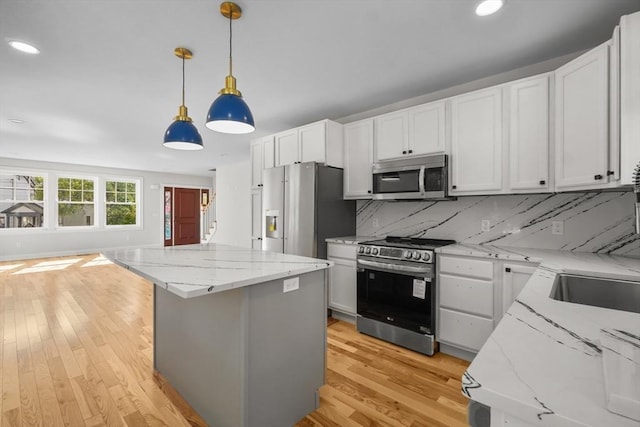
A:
[[555, 43, 611, 190], [374, 101, 446, 162], [508, 75, 550, 192], [262, 136, 275, 170], [343, 119, 374, 199], [274, 120, 343, 168], [449, 87, 504, 194], [620, 11, 640, 185], [250, 140, 263, 189]]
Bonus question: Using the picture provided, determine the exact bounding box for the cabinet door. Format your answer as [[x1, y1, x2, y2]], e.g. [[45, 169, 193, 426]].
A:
[[262, 136, 275, 170], [501, 263, 537, 316], [250, 141, 263, 189], [374, 111, 408, 161], [409, 101, 446, 155], [251, 189, 262, 250], [328, 258, 357, 315], [555, 44, 609, 190], [299, 122, 326, 164], [275, 129, 299, 167], [450, 87, 504, 193], [343, 119, 374, 199], [620, 12, 640, 186], [509, 75, 550, 192]]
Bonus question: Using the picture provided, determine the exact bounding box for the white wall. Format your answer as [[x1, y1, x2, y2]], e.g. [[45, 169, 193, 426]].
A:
[[0, 158, 212, 260], [210, 160, 251, 248]]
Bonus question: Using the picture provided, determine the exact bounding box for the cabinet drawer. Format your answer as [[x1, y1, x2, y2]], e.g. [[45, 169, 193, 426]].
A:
[[439, 256, 493, 280], [327, 243, 357, 260], [439, 308, 494, 352], [439, 274, 493, 317]]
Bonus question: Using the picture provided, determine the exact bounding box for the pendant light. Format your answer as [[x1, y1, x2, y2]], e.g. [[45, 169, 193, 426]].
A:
[[205, 2, 255, 134], [164, 47, 204, 150]]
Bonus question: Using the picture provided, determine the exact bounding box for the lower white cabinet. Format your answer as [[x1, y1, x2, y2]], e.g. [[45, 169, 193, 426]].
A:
[[251, 189, 262, 250], [327, 242, 357, 316], [501, 262, 537, 318], [439, 308, 494, 352]]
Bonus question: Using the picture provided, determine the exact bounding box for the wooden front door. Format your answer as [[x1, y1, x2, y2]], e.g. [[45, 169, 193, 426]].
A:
[[174, 187, 201, 245]]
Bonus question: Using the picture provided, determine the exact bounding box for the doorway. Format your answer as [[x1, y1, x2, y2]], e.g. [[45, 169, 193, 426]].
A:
[[164, 187, 208, 246]]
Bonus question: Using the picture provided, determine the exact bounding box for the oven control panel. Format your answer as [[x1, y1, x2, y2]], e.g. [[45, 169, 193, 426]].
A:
[[357, 245, 434, 263]]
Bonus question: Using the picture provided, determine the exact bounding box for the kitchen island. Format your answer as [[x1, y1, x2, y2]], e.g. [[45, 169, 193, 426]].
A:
[[438, 244, 640, 427], [103, 243, 332, 427]]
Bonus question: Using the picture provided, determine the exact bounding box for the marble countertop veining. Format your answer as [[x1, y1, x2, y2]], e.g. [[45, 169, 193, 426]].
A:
[[325, 236, 375, 245], [103, 243, 332, 299], [438, 244, 640, 426]]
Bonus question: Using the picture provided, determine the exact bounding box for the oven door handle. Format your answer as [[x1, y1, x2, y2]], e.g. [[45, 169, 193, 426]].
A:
[[357, 259, 432, 278], [418, 165, 426, 194]]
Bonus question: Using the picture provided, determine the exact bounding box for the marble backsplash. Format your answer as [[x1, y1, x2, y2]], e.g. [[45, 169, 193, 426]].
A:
[[356, 191, 640, 257]]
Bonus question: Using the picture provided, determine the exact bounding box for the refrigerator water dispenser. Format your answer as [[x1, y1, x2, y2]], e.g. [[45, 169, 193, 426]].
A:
[[265, 209, 281, 238]]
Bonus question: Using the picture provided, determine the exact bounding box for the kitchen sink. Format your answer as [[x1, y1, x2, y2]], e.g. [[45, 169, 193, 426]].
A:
[[549, 274, 640, 314]]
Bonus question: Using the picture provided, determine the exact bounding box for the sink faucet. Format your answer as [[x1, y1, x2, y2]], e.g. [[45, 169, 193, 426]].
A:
[[635, 162, 640, 233]]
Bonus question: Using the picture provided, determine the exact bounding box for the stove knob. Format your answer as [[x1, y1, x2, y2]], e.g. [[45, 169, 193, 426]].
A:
[[404, 251, 412, 259], [423, 252, 431, 262], [372, 248, 379, 255], [358, 246, 364, 253], [413, 251, 421, 260], [365, 247, 371, 254]]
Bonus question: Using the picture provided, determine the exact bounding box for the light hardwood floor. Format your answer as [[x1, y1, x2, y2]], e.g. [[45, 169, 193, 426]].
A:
[[0, 254, 469, 427]]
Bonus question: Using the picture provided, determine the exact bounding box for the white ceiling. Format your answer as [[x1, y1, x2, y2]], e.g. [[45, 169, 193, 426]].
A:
[[1, 0, 639, 176]]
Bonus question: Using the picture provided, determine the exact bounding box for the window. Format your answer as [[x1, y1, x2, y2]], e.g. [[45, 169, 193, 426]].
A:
[[0, 174, 45, 228], [57, 177, 95, 227], [105, 180, 139, 226]]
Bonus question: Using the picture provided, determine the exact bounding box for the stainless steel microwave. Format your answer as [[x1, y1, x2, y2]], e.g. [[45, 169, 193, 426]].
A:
[[372, 154, 453, 200]]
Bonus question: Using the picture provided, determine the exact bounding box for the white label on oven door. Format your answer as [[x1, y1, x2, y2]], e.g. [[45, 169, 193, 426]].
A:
[[412, 279, 426, 299]]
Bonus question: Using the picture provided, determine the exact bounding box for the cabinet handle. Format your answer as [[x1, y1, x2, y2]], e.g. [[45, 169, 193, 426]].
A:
[[539, 180, 546, 185], [408, 150, 413, 154], [505, 267, 511, 273], [594, 174, 603, 180], [452, 185, 457, 189], [607, 170, 614, 176], [402, 150, 407, 155], [258, 237, 263, 240], [367, 190, 371, 194]]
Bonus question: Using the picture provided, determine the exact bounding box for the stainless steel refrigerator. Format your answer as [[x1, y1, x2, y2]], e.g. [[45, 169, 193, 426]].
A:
[[262, 162, 356, 259]]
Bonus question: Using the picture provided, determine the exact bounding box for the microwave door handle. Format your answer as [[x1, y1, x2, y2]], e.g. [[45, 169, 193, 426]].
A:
[[418, 166, 426, 194]]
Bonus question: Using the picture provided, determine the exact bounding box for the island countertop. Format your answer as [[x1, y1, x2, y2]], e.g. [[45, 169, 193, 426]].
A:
[[103, 243, 332, 298], [436, 244, 640, 427]]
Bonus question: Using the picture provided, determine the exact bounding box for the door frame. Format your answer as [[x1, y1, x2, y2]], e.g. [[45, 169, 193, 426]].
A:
[[163, 185, 212, 246]]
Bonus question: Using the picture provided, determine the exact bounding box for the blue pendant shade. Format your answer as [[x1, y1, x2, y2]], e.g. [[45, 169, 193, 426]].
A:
[[205, 93, 255, 134], [163, 118, 203, 150]]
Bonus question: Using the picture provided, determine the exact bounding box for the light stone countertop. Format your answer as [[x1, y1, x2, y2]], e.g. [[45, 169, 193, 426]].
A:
[[436, 244, 640, 427], [325, 236, 375, 245], [103, 243, 332, 299]]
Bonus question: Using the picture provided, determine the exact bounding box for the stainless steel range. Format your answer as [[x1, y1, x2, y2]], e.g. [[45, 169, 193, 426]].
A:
[[356, 236, 455, 356]]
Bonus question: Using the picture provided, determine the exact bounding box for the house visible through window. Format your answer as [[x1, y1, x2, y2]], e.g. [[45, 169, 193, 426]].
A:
[[106, 180, 138, 226], [57, 177, 95, 227], [0, 174, 45, 228]]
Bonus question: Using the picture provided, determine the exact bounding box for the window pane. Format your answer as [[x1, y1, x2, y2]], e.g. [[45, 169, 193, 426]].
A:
[[126, 182, 136, 193], [83, 180, 94, 191], [106, 204, 136, 225], [116, 193, 126, 203], [106, 181, 115, 191], [58, 203, 94, 227], [83, 191, 94, 202], [70, 179, 83, 190], [58, 178, 70, 189], [58, 190, 69, 201], [127, 192, 136, 203], [106, 192, 115, 202], [0, 188, 12, 200], [0, 201, 44, 228], [71, 191, 82, 202], [116, 182, 126, 192]]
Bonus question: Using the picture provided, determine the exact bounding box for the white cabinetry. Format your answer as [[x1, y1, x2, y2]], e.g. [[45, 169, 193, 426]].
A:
[[620, 11, 640, 185], [374, 101, 446, 162], [343, 119, 374, 199], [274, 120, 343, 168], [250, 140, 263, 189], [327, 243, 357, 317], [555, 43, 612, 190], [262, 136, 275, 170], [251, 189, 262, 250], [501, 262, 537, 317], [437, 255, 495, 353], [508, 75, 550, 192], [449, 87, 504, 194]]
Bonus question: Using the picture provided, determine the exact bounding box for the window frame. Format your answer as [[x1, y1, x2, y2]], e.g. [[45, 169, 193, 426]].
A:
[[0, 169, 48, 232], [104, 177, 142, 228], [55, 174, 98, 229]]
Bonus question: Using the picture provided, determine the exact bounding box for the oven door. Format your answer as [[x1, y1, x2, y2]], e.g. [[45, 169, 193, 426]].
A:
[[357, 258, 435, 335]]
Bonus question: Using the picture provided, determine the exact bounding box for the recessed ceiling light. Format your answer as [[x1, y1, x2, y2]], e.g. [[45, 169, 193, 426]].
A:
[[8, 118, 25, 124], [475, 0, 504, 16], [7, 40, 40, 54]]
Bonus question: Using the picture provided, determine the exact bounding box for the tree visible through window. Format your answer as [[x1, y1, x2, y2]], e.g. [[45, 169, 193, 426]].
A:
[[58, 177, 95, 226], [0, 174, 45, 228], [106, 180, 137, 225]]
